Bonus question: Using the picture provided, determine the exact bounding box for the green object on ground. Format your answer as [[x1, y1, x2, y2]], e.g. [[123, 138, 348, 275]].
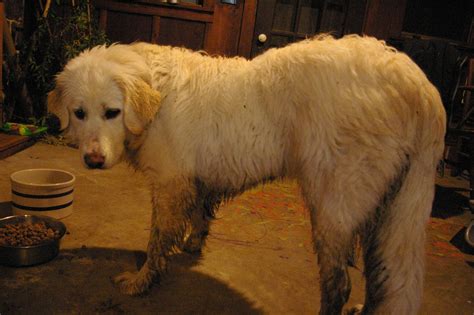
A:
[[1, 122, 48, 136]]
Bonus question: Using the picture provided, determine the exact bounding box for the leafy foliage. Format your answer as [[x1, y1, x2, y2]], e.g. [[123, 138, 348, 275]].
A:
[[18, 1, 109, 120]]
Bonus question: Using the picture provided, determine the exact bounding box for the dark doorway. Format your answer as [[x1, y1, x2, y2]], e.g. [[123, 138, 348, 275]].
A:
[[251, 0, 351, 57]]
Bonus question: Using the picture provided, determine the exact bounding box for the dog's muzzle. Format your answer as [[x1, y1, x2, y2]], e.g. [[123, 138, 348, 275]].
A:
[[84, 153, 105, 169]]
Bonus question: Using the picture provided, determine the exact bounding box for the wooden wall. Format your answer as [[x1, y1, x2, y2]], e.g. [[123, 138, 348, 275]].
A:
[[94, 0, 440, 59], [94, 0, 256, 57], [0, 3, 3, 124], [362, 0, 408, 40]]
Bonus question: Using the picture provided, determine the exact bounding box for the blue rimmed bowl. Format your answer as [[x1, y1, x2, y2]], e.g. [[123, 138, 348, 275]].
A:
[[10, 169, 75, 219]]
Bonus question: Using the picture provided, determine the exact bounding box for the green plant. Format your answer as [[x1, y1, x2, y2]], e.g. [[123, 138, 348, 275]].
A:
[[17, 0, 109, 121]]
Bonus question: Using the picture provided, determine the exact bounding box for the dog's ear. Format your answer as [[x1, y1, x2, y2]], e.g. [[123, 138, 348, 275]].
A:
[[116, 77, 162, 135], [47, 87, 69, 131]]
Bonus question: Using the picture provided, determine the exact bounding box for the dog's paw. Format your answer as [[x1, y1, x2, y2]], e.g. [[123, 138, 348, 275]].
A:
[[113, 270, 153, 296], [345, 304, 364, 315], [183, 233, 204, 254]]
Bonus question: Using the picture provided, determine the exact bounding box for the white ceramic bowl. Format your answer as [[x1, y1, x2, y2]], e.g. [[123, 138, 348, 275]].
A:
[[10, 169, 75, 219]]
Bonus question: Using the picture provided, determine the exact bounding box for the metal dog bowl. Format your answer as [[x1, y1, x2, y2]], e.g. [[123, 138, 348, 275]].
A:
[[0, 215, 66, 267], [466, 220, 474, 247]]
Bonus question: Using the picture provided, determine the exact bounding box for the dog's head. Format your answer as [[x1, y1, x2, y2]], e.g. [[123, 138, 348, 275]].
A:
[[48, 44, 161, 169]]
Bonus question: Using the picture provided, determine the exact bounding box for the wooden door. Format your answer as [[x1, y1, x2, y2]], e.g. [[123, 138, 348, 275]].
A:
[[94, 0, 246, 57], [251, 0, 349, 57]]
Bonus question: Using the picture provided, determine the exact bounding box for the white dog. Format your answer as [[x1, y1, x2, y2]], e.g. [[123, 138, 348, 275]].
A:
[[48, 35, 446, 314]]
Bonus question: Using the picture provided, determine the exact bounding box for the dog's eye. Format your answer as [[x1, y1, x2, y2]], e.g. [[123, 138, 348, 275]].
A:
[[74, 109, 86, 120], [105, 109, 121, 120]]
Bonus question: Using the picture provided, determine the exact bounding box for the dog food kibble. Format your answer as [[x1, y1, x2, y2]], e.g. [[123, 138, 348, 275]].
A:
[[0, 222, 61, 247]]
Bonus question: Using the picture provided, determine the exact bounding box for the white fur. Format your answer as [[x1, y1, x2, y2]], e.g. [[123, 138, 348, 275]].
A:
[[49, 35, 446, 314]]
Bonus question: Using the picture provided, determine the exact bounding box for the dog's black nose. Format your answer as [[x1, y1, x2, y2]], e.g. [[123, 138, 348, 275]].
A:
[[84, 153, 105, 169]]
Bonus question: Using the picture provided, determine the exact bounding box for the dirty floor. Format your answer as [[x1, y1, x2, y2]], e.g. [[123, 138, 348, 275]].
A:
[[0, 143, 473, 314]]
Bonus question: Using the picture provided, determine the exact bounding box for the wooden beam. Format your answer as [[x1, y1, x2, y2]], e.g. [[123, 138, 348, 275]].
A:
[[151, 16, 161, 44], [98, 9, 108, 31], [0, 134, 35, 160], [237, 0, 257, 58], [362, 0, 407, 40], [93, 0, 214, 23], [0, 2, 3, 124]]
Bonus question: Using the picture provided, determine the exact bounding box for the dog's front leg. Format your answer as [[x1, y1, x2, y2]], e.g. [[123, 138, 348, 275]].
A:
[[114, 177, 196, 295]]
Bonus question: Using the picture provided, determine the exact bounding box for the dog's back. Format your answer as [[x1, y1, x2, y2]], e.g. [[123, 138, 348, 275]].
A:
[[148, 36, 445, 195]]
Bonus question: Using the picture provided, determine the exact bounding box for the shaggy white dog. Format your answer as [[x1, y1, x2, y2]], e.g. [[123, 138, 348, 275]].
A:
[[48, 35, 446, 315]]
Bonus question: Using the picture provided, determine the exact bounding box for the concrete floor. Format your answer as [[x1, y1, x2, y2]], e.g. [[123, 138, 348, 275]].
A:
[[0, 142, 473, 314]]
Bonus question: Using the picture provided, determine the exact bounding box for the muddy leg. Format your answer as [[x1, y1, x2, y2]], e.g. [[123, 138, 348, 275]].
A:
[[114, 177, 197, 295], [301, 171, 377, 314], [182, 206, 210, 253], [313, 217, 354, 315], [183, 185, 221, 253]]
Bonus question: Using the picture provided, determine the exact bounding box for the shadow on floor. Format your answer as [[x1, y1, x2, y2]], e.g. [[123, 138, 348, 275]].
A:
[[450, 227, 474, 256], [431, 185, 469, 218], [0, 201, 12, 218], [0, 247, 262, 314]]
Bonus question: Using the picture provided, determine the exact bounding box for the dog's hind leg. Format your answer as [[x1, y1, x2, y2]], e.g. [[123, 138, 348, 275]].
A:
[[301, 176, 365, 315], [301, 153, 406, 314], [313, 218, 354, 315], [182, 206, 209, 253], [361, 155, 437, 315], [183, 188, 221, 253], [114, 176, 198, 295]]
